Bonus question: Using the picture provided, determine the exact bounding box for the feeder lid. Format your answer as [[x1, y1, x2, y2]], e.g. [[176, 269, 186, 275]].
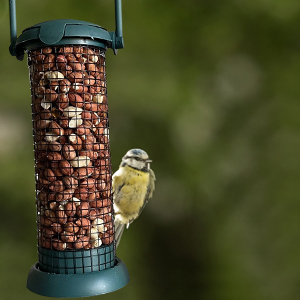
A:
[[14, 19, 123, 60]]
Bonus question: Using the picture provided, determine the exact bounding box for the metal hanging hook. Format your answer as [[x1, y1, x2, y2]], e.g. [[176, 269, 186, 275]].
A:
[[9, 0, 17, 56], [115, 0, 124, 47], [111, 0, 124, 55]]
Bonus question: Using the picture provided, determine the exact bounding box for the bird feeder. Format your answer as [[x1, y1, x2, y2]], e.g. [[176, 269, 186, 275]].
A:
[[8, 0, 129, 297]]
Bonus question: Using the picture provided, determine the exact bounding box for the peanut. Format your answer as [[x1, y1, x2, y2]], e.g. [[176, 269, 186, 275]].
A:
[[30, 46, 114, 250]]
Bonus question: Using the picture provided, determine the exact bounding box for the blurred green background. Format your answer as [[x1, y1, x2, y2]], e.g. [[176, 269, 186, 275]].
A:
[[1, 0, 300, 299]]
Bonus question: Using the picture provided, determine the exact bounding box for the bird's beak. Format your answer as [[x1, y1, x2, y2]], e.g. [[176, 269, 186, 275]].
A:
[[146, 159, 152, 163]]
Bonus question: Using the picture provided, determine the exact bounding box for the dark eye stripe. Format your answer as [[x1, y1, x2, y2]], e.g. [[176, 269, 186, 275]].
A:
[[125, 156, 143, 161]]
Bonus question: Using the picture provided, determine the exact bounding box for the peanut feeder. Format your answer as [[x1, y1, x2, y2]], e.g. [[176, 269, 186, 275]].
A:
[[8, 0, 129, 297]]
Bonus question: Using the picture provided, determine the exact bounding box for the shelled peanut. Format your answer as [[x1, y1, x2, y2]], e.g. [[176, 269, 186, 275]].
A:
[[28, 46, 114, 250]]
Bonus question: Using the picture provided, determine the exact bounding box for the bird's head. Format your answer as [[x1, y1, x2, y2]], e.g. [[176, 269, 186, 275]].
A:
[[121, 149, 152, 171]]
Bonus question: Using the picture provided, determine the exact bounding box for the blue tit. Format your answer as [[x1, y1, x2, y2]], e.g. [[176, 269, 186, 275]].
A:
[[112, 149, 155, 248]]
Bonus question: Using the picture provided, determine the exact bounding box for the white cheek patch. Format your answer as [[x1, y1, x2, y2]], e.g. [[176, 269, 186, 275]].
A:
[[124, 158, 144, 170], [132, 159, 144, 170]]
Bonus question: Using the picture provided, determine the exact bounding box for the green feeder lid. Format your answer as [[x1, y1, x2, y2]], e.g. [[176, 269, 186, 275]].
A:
[[9, 0, 124, 60], [15, 19, 115, 57]]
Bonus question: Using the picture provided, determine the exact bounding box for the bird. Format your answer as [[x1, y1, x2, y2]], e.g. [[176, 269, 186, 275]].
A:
[[112, 149, 155, 248]]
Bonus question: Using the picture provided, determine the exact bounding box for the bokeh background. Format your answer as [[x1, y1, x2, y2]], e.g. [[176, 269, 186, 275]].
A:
[[0, 0, 300, 299]]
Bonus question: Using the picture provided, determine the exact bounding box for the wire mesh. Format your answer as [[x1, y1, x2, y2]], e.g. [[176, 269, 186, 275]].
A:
[[28, 45, 115, 273]]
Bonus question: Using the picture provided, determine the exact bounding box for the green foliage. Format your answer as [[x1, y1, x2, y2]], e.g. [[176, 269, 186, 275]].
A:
[[0, 0, 300, 299]]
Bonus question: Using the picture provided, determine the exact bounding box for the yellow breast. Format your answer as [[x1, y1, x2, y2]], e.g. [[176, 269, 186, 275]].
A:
[[113, 165, 149, 222]]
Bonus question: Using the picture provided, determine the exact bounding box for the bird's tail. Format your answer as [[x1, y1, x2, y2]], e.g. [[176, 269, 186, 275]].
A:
[[115, 219, 125, 248]]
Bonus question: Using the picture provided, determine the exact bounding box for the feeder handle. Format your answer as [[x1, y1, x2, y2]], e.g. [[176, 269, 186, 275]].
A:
[[8, 0, 124, 57], [9, 0, 17, 57], [115, 0, 123, 41], [112, 0, 124, 54]]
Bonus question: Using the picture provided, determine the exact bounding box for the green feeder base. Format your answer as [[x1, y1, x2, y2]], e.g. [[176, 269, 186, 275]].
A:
[[27, 258, 130, 298]]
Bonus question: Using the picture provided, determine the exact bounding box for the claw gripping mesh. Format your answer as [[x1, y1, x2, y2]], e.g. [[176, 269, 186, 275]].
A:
[[28, 46, 115, 274]]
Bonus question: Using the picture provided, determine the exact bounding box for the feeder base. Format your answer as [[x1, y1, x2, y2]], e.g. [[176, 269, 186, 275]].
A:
[[26, 257, 130, 298]]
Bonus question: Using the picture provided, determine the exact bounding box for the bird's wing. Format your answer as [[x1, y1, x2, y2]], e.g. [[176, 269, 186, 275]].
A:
[[112, 168, 125, 194], [112, 170, 127, 248], [147, 169, 156, 199], [129, 168, 156, 225]]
